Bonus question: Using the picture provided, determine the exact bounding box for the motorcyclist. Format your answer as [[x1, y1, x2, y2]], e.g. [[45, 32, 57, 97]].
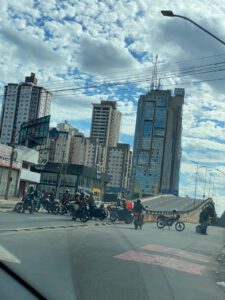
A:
[[26, 184, 36, 211], [80, 192, 87, 206], [62, 189, 70, 205], [87, 192, 96, 219], [199, 207, 209, 234], [49, 188, 56, 203], [117, 197, 122, 207], [133, 199, 146, 222]]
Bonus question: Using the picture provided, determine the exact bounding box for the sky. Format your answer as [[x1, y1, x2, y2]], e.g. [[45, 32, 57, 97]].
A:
[[1, 0, 225, 215]]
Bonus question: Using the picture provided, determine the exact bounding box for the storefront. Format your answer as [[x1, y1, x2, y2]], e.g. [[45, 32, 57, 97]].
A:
[[0, 144, 40, 197], [33, 162, 110, 201]]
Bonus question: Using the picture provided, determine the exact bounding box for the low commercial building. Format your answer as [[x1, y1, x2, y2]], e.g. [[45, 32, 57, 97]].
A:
[[33, 162, 110, 201], [0, 143, 40, 197]]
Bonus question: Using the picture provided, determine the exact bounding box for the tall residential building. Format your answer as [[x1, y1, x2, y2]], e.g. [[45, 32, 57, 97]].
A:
[[57, 120, 79, 136], [130, 88, 184, 198], [106, 143, 132, 193], [0, 73, 52, 145], [48, 128, 71, 163], [69, 134, 86, 165], [90, 101, 122, 148], [84, 137, 105, 169]]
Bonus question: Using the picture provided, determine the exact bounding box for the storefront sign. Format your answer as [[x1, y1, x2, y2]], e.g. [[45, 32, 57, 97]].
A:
[[0, 144, 22, 170]]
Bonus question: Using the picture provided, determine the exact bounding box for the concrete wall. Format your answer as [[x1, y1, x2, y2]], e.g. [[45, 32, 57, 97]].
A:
[[143, 198, 213, 224]]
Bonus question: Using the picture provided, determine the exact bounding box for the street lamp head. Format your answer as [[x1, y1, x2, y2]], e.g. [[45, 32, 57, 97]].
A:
[[161, 10, 174, 17]]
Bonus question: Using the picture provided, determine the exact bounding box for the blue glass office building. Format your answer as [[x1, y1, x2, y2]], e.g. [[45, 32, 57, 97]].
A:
[[130, 88, 184, 198]]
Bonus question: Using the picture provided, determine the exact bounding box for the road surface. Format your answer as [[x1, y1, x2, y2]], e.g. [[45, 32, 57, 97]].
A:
[[0, 211, 225, 300]]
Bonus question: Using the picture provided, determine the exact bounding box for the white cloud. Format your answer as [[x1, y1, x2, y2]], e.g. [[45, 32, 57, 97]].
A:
[[0, 26, 63, 66], [78, 35, 138, 74]]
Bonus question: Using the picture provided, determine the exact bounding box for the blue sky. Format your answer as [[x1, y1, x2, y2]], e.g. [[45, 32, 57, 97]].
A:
[[1, 0, 225, 214]]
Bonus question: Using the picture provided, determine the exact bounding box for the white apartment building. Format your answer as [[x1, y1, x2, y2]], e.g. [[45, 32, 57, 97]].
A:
[[0, 73, 52, 145], [69, 134, 86, 165], [106, 143, 132, 193], [90, 101, 122, 148], [43, 121, 107, 172], [84, 137, 106, 170], [47, 128, 71, 163]]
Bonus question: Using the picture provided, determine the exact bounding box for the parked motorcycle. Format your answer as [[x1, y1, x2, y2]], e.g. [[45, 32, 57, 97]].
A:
[[59, 201, 76, 215], [72, 204, 90, 222], [110, 208, 133, 224], [39, 197, 60, 214], [157, 214, 185, 231], [133, 212, 143, 229], [90, 204, 108, 220], [15, 196, 34, 214]]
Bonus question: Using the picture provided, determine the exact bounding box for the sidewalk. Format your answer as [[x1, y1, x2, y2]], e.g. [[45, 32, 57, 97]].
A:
[[0, 197, 20, 210]]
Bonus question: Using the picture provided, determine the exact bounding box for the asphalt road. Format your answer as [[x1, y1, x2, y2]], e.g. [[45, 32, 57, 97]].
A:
[[0, 211, 83, 230], [0, 212, 225, 300], [143, 196, 204, 212]]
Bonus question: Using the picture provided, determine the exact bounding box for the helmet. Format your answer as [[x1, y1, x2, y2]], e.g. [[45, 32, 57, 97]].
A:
[[29, 184, 34, 189], [66, 189, 70, 192], [172, 209, 177, 214], [75, 192, 80, 196], [137, 199, 141, 204]]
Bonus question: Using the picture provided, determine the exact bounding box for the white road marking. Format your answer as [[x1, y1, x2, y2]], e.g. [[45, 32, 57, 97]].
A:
[[0, 245, 20, 263]]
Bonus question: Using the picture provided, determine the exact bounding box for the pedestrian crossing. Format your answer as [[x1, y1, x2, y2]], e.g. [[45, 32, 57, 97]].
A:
[[114, 244, 211, 276]]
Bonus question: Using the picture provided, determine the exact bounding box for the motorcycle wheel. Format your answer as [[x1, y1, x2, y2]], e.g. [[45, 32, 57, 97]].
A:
[[195, 225, 201, 233], [34, 202, 41, 212], [80, 212, 89, 223], [110, 212, 118, 222], [98, 212, 106, 220], [59, 206, 67, 215], [175, 222, 185, 231], [15, 203, 24, 213], [124, 215, 133, 224], [157, 220, 165, 229], [72, 212, 77, 221], [52, 206, 59, 215]]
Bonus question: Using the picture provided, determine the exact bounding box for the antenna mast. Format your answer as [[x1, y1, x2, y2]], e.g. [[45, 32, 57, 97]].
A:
[[151, 54, 158, 90]]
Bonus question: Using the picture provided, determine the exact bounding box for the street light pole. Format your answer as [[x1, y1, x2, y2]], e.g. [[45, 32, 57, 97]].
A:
[[161, 10, 225, 46], [194, 162, 198, 208], [203, 167, 208, 200]]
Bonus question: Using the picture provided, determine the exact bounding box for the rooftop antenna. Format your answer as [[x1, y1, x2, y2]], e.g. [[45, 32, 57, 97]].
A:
[[151, 54, 158, 90]]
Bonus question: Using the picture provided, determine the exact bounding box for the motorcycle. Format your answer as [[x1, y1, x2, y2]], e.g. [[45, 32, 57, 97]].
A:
[[110, 208, 133, 224], [59, 201, 76, 215], [133, 212, 143, 230], [72, 204, 90, 222], [157, 214, 185, 231], [38, 197, 60, 214], [89, 204, 108, 220], [15, 196, 34, 214]]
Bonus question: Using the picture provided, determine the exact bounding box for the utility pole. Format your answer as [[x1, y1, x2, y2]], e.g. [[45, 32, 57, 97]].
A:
[[4, 130, 16, 199], [4, 88, 20, 199]]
